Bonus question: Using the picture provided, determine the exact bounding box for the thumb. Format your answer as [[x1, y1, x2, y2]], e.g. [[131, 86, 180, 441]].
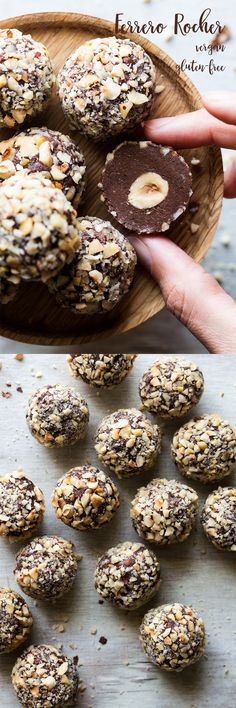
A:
[[131, 236, 236, 353]]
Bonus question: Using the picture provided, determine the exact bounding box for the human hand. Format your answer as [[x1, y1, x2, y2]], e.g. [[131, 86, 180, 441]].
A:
[[131, 92, 236, 353]]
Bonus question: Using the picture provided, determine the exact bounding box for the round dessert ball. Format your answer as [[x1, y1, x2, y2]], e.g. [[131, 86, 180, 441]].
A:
[[0, 127, 86, 208], [140, 603, 205, 671], [52, 465, 120, 530], [0, 587, 33, 654], [94, 541, 161, 610], [67, 353, 136, 387], [0, 276, 19, 304], [101, 141, 192, 234], [12, 644, 79, 707], [26, 384, 89, 447], [58, 36, 156, 141], [139, 358, 204, 418], [131, 478, 198, 545], [0, 173, 80, 283], [0, 469, 45, 542], [171, 414, 236, 484], [14, 535, 81, 600], [94, 408, 161, 478], [0, 28, 55, 129], [201, 487, 236, 551], [48, 216, 137, 315]]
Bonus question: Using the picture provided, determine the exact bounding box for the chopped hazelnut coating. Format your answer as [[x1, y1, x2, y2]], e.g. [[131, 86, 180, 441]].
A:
[[26, 384, 89, 448], [139, 358, 204, 418], [0, 469, 45, 542], [140, 603, 205, 671], [67, 353, 136, 387], [94, 540, 160, 610], [171, 414, 236, 483], [14, 535, 80, 600], [48, 216, 137, 315], [0, 127, 86, 208], [94, 408, 161, 478], [131, 478, 198, 545], [52, 465, 120, 530], [12, 644, 79, 707], [0, 587, 33, 654], [0, 29, 55, 129], [58, 36, 156, 140], [0, 276, 19, 304], [201, 486, 236, 551], [0, 173, 80, 283]]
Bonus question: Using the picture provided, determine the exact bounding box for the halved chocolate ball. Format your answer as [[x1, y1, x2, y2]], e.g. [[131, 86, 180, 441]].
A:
[[101, 141, 192, 234]]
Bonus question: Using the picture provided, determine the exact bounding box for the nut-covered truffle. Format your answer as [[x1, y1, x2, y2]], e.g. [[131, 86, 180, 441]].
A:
[[140, 603, 205, 671], [58, 36, 156, 140], [26, 384, 89, 447], [0, 173, 80, 283], [14, 535, 81, 600], [201, 487, 236, 551], [131, 478, 198, 545], [0, 469, 45, 542], [0, 276, 19, 304], [101, 141, 192, 234], [0, 28, 54, 129], [171, 414, 236, 483], [67, 353, 136, 387], [0, 587, 33, 654], [94, 408, 161, 478], [0, 127, 86, 208], [94, 541, 160, 610], [139, 358, 204, 418], [12, 644, 79, 707], [52, 465, 120, 530], [48, 216, 137, 314]]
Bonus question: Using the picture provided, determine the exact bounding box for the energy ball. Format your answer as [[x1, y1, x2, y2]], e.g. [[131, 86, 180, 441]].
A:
[[101, 141, 192, 234], [52, 465, 120, 530], [0, 276, 19, 304], [0, 28, 55, 129], [14, 535, 81, 600], [94, 408, 161, 478], [94, 541, 161, 610], [58, 36, 156, 141], [131, 478, 198, 545], [48, 216, 137, 315], [140, 603, 205, 671], [26, 384, 89, 448], [67, 353, 136, 388], [12, 644, 79, 707], [0, 587, 33, 654], [0, 173, 80, 283], [139, 358, 204, 418], [0, 127, 86, 208], [201, 487, 236, 551], [0, 469, 45, 542], [171, 414, 236, 484]]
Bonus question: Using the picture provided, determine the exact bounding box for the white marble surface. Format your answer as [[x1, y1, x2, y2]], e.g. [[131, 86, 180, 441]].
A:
[[0, 353, 235, 706], [0, 0, 235, 352]]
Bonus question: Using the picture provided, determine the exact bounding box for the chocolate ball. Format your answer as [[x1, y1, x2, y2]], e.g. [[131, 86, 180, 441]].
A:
[[14, 535, 81, 600], [26, 384, 89, 447], [201, 487, 236, 551], [58, 36, 156, 140], [172, 414, 236, 483], [0, 469, 45, 542], [140, 603, 205, 671], [12, 644, 79, 707], [52, 465, 120, 530], [131, 478, 198, 545], [139, 357, 204, 418], [67, 353, 136, 388], [0, 588, 33, 654], [101, 141, 192, 234], [95, 541, 160, 610]]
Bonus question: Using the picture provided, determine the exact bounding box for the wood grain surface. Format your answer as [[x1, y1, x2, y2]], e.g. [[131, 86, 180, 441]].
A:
[[0, 353, 235, 707], [0, 12, 224, 346]]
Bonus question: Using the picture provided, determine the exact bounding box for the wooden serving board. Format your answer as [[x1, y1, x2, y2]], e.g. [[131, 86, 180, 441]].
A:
[[0, 13, 223, 345], [0, 354, 235, 707]]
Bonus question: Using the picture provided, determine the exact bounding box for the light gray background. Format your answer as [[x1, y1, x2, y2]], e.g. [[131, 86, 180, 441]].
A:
[[0, 353, 235, 707], [0, 0, 235, 352]]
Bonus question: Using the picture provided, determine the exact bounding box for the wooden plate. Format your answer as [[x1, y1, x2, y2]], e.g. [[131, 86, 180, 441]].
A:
[[0, 12, 223, 346]]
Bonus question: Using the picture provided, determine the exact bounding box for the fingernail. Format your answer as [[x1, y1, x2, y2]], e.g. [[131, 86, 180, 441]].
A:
[[144, 117, 173, 132], [130, 237, 152, 271]]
